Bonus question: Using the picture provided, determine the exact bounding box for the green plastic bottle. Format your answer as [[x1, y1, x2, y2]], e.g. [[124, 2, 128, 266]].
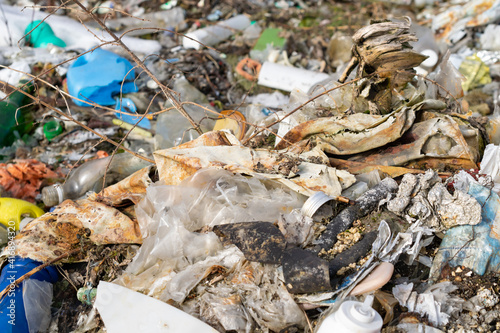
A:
[[0, 82, 34, 148]]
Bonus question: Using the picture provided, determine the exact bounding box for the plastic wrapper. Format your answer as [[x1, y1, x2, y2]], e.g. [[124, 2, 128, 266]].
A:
[[430, 179, 500, 278], [351, 113, 480, 167], [392, 282, 464, 327], [197, 286, 253, 332], [428, 51, 465, 100], [275, 100, 424, 154], [459, 54, 492, 91], [118, 169, 307, 296], [190, 261, 306, 332], [479, 144, 500, 193], [23, 279, 53, 333], [0, 198, 142, 263], [154, 132, 356, 198]]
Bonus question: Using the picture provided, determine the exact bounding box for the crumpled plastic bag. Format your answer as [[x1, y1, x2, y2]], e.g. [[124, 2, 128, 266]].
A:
[[117, 169, 308, 295], [194, 261, 306, 332], [392, 281, 464, 327]]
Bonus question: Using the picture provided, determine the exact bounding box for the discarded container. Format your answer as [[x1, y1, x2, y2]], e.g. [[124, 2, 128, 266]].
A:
[[66, 48, 137, 107], [95, 281, 218, 332], [0, 198, 44, 230], [316, 295, 383, 333], [155, 75, 216, 149], [24, 20, 66, 48], [183, 14, 251, 50], [43, 120, 63, 142], [0, 82, 34, 148], [41, 153, 151, 207], [0, 257, 58, 333], [103, 7, 187, 37], [258, 61, 330, 92], [114, 97, 151, 130]]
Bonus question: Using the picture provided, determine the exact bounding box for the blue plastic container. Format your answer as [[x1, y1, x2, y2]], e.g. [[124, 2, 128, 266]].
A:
[[115, 97, 151, 130], [66, 48, 138, 107], [0, 257, 58, 333]]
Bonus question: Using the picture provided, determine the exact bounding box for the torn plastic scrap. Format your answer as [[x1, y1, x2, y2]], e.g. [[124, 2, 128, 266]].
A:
[[154, 132, 356, 198], [0, 199, 142, 263], [275, 105, 417, 154], [430, 181, 500, 279]]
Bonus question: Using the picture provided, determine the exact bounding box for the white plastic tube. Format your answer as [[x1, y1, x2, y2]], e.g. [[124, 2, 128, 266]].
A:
[[258, 61, 330, 92], [183, 15, 251, 50], [316, 295, 383, 333]]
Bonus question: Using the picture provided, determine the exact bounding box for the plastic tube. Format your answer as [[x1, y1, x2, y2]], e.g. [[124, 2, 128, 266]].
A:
[[183, 15, 251, 50], [42, 153, 152, 207], [316, 295, 383, 333], [257, 61, 330, 93]]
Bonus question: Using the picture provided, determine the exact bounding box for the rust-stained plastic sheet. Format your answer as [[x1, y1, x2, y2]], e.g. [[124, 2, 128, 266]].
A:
[[91, 165, 155, 206], [275, 100, 446, 156], [0, 198, 142, 263], [350, 114, 479, 167], [154, 131, 356, 198]]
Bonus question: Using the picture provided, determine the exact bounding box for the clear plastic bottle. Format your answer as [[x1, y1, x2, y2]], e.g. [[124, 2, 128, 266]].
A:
[[183, 15, 251, 50], [154, 75, 216, 149], [42, 153, 151, 207]]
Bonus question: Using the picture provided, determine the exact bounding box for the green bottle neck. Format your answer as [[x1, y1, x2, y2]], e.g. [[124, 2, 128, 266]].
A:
[[2, 83, 32, 109]]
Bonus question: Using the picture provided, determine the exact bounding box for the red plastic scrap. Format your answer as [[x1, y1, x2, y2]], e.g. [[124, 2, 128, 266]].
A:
[[0, 159, 60, 202]]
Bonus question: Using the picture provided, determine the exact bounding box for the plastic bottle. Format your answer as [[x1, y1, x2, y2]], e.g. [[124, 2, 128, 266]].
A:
[[24, 20, 66, 48], [316, 295, 383, 333], [41, 153, 152, 207], [104, 7, 187, 37], [257, 61, 330, 92], [154, 75, 216, 149], [66, 48, 138, 107], [0, 257, 59, 333], [183, 15, 251, 50], [0, 81, 34, 148]]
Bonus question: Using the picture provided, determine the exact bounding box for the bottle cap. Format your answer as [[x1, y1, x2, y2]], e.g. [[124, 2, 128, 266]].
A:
[[42, 184, 64, 207], [43, 120, 63, 141], [334, 296, 383, 333]]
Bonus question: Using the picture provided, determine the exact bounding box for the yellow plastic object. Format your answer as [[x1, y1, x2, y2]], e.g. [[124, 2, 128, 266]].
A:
[[0, 198, 45, 230]]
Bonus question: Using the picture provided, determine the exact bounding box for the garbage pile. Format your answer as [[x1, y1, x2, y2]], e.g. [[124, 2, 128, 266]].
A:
[[2, 0, 500, 332]]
